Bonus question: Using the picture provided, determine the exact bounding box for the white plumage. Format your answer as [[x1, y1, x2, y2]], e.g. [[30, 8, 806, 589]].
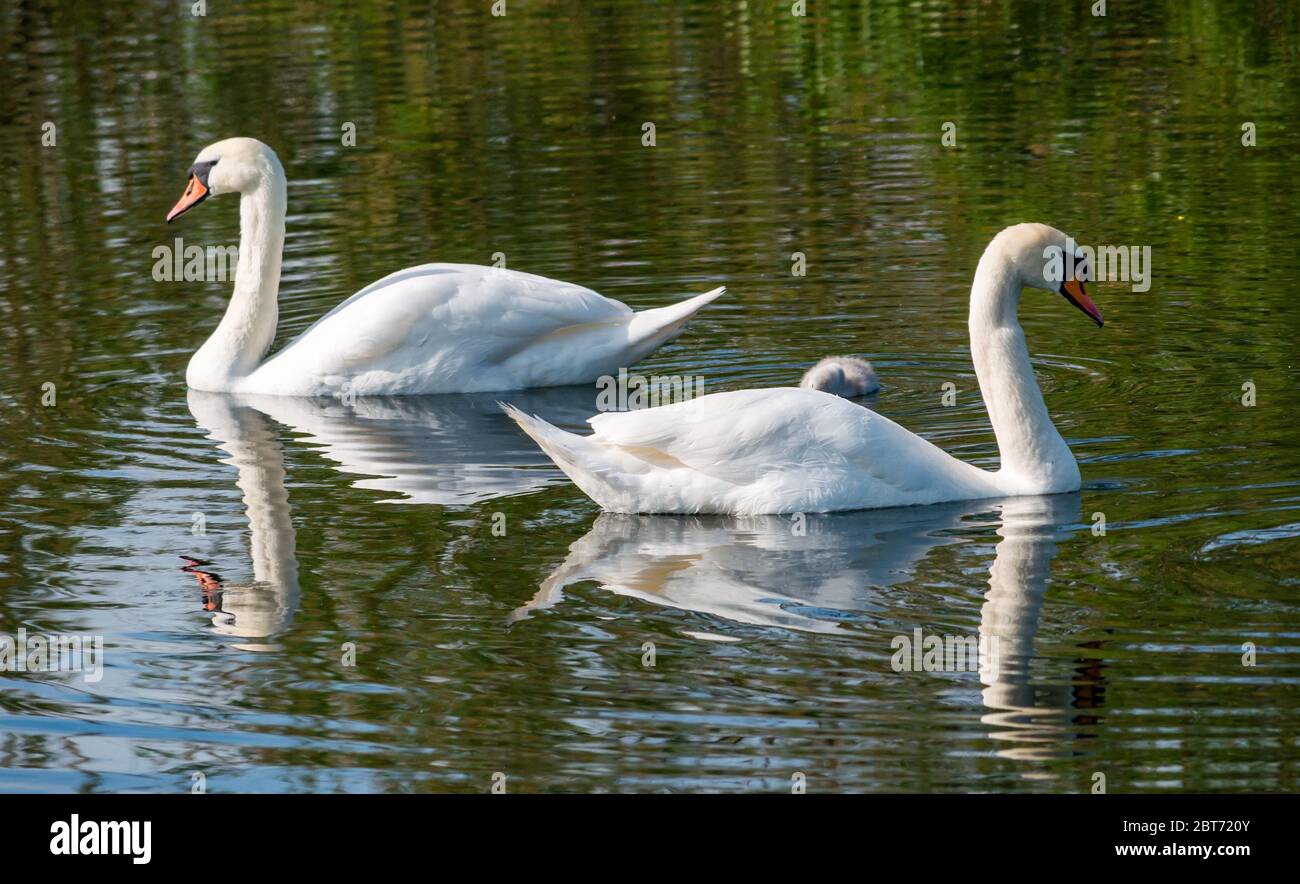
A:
[[169, 138, 724, 396], [503, 388, 997, 514], [505, 223, 1104, 514], [236, 263, 723, 396]]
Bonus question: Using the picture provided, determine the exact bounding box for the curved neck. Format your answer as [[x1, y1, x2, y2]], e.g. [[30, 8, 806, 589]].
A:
[[968, 245, 1078, 491], [187, 174, 286, 388]]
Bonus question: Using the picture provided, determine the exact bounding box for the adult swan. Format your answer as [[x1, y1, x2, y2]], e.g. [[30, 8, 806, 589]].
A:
[[166, 138, 724, 396], [505, 224, 1104, 514]]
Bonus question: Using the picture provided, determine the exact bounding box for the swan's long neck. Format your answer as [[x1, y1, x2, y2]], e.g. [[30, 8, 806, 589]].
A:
[[968, 245, 1080, 492], [187, 170, 286, 389]]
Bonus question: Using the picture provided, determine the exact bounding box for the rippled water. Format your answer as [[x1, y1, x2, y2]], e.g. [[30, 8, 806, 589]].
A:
[[2, 0, 1298, 792]]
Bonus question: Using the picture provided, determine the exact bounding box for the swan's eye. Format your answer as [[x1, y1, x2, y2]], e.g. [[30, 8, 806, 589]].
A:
[[189, 158, 219, 185]]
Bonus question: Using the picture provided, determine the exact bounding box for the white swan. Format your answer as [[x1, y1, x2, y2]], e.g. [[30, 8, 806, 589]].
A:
[[504, 223, 1104, 514], [800, 356, 879, 397], [166, 137, 724, 396]]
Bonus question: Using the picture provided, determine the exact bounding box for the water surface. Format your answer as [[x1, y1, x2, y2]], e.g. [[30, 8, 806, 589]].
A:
[[1, 0, 1298, 793]]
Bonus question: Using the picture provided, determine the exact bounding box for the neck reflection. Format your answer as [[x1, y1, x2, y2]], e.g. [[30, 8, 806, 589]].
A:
[[979, 492, 1103, 762], [184, 386, 601, 645], [187, 390, 300, 650], [520, 492, 1098, 764]]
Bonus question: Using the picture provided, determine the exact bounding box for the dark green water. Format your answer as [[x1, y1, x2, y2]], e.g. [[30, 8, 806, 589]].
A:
[[1, 0, 1298, 792]]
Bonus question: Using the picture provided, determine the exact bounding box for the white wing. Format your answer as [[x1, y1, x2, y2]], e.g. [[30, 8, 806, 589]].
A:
[[248, 264, 638, 395], [506, 387, 1002, 514], [588, 387, 977, 492]]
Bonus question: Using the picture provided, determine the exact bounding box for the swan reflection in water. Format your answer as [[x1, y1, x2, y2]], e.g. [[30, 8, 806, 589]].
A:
[[184, 388, 1105, 761], [183, 386, 597, 646], [979, 494, 1106, 762], [510, 502, 981, 632], [515, 491, 1103, 761], [185, 392, 300, 651]]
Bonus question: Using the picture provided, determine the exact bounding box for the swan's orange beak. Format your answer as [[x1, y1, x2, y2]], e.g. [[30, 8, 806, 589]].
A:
[[166, 173, 209, 223], [1062, 277, 1104, 327]]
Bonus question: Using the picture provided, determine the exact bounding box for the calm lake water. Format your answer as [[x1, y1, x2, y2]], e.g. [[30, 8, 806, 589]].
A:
[[1, 0, 1298, 793]]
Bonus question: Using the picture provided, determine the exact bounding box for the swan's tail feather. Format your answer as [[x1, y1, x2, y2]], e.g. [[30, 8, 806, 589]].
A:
[[625, 285, 725, 350], [499, 402, 621, 509], [498, 403, 577, 464]]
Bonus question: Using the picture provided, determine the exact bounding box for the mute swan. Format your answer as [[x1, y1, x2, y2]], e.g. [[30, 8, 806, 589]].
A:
[[166, 137, 724, 396], [800, 356, 879, 397], [504, 223, 1103, 514]]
